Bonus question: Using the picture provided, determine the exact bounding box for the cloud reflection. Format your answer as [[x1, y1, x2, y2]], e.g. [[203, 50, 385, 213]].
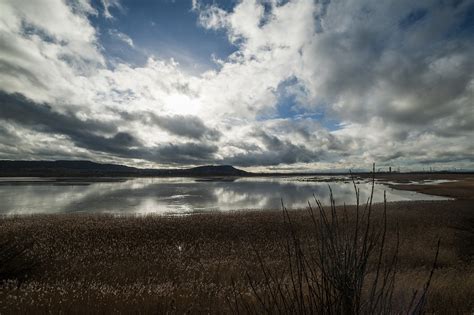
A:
[[0, 177, 449, 215]]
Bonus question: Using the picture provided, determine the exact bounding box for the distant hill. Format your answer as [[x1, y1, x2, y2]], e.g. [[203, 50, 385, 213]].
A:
[[0, 160, 249, 177], [0, 160, 137, 176], [0, 160, 136, 172], [186, 165, 248, 176]]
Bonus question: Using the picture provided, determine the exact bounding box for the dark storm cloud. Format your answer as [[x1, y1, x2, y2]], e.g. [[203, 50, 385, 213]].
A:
[[149, 142, 219, 165], [375, 49, 474, 126], [377, 151, 405, 163], [313, 1, 474, 130], [150, 114, 221, 141], [0, 124, 21, 155], [0, 92, 140, 156], [222, 130, 323, 167], [117, 110, 221, 141], [0, 92, 114, 133], [415, 151, 474, 165], [0, 92, 220, 164], [0, 125, 14, 140]]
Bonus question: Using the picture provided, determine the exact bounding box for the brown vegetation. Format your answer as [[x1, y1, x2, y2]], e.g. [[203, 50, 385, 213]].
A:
[[233, 182, 441, 315], [0, 195, 473, 313]]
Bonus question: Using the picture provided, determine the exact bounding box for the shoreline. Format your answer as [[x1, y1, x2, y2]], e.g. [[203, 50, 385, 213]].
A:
[[388, 177, 474, 200]]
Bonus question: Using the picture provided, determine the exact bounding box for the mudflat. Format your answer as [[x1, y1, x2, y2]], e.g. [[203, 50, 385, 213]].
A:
[[387, 174, 474, 200]]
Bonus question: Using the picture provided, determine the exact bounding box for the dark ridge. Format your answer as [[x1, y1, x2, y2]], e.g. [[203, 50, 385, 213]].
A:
[[0, 160, 137, 177], [0, 160, 249, 177], [0, 160, 136, 171], [187, 165, 248, 176]]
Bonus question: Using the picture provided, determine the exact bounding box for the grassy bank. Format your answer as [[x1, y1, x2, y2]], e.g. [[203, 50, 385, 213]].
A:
[[0, 198, 473, 313]]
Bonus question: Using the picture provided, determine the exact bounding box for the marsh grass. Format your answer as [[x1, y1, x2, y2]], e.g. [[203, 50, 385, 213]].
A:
[[0, 235, 36, 284], [231, 168, 441, 314], [0, 183, 472, 313]]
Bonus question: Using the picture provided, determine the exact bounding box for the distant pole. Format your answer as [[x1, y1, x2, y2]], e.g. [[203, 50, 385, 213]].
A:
[[389, 166, 391, 173]]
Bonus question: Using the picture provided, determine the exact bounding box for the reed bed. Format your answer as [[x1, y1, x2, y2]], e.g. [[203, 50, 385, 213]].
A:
[[0, 180, 473, 313]]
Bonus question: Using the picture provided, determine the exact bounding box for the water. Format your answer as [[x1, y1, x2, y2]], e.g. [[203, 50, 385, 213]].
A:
[[0, 176, 449, 215]]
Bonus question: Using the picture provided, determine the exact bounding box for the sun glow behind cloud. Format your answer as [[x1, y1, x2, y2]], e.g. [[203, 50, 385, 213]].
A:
[[0, 0, 473, 171], [164, 94, 201, 116]]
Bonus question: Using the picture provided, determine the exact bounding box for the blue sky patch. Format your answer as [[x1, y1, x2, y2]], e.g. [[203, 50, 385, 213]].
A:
[[90, 0, 238, 72], [255, 77, 341, 131]]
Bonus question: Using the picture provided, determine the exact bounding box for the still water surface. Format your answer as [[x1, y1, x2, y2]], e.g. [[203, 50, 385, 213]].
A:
[[0, 177, 448, 215]]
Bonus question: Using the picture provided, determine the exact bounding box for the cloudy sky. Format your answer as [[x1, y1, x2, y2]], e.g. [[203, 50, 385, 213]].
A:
[[0, 0, 473, 171]]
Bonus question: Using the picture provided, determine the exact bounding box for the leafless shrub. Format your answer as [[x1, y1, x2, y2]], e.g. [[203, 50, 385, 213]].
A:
[[233, 164, 440, 314]]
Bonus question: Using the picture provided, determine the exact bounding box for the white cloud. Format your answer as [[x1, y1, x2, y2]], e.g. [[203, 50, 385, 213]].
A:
[[101, 0, 122, 19], [194, 2, 228, 30], [109, 29, 134, 47], [0, 0, 472, 170], [0, 0, 104, 104]]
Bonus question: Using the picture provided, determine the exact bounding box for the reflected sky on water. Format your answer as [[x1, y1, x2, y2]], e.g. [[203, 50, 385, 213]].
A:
[[0, 177, 449, 215]]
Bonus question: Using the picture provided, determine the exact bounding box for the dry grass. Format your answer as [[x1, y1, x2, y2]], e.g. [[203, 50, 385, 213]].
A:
[[0, 198, 473, 313], [0, 235, 36, 284], [233, 178, 441, 315]]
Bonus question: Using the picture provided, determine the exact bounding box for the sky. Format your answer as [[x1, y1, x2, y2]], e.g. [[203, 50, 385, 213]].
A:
[[0, 0, 473, 171]]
